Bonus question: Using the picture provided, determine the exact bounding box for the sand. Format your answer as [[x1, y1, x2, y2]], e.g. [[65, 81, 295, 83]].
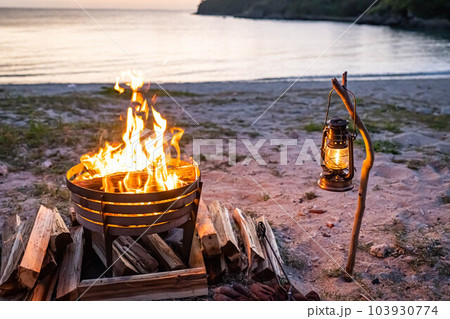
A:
[[0, 78, 448, 300]]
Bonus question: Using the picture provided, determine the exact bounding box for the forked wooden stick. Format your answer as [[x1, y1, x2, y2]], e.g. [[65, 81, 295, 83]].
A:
[[332, 72, 375, 279]]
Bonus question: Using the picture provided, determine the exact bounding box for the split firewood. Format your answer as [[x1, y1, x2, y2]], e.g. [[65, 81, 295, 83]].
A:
[[91, 232, 138, 277], [0, 214, 35, 293], [205, 254, 226, 284], [50, 208, 72, 254], [40, 249, 58, 278], [114, 236, 158, 274], [208, 200, 240, 261], [69, 206, 79, 226], [196, 199, 221, 256], [232, 208, 265, 275], [29, 268, 60, 301], [188, 231, 205, 269], [140, 234, 185, 271], [19, 205, 55, 289], [255, 216, 284, 279], [56, 226, 83, 300]]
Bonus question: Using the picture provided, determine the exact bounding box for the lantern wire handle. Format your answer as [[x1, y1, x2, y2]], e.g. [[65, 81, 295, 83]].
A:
[[324, 87, 358, 139]]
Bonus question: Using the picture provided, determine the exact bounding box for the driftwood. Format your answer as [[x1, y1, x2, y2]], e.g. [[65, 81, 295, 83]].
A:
[[56, 226, 84, 300], [332, 72, 374, 277], [196, 199, 221, 256], [208, 200, 240, 261], [0, 215, 35, 292], [232, 208, 265, 274], [19, 205, 55, 289], [141, 234, 185, 271]]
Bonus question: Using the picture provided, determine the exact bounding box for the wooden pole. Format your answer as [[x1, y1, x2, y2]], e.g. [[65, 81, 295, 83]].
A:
[[331, 72, 375, 279]]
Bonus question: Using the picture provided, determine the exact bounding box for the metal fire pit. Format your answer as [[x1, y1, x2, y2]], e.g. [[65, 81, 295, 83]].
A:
[[66, 163, 202, 276]]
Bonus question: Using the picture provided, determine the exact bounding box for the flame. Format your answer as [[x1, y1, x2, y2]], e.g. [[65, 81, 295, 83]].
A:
[[74, 71, 198, 193]]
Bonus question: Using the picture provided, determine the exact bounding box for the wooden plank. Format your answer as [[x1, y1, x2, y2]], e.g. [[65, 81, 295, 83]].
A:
[[50, 208, 72, 254], [255, 216, 284, 279], [78, 267, 208, 301], [18, 205, 55, 289], [232, 208, 265, 275], [208, 200, 240, 261], [141, 234, 185, 271], [0, 215, 35, 292], [56, 226, 83, 300], [195, 199, 221, 256]]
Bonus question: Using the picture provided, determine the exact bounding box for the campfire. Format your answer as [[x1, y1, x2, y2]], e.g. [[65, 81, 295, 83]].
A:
[[65, 72, 202, 273], [72, 71, 199, 193]]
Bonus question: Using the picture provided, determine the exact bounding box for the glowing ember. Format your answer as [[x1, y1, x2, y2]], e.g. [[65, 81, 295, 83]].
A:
[[73, 71, 198, 193]]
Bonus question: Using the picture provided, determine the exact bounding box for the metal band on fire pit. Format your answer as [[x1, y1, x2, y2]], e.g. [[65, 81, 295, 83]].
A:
[[66, 163, 201, 237]]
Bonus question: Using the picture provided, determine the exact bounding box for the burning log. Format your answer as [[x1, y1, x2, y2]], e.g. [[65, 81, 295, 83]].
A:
[[19, 205, 55, 289], [232, 208, 265, 274], [208, 200, 240, 261], [140, 234, 185, 271], [56, 226, 84, 300], [0, 214, 35, 293], [196, 199, 221, 256]]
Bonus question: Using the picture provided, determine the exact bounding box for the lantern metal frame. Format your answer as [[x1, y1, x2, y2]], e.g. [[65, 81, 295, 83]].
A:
[[318, 88, 357, 192]]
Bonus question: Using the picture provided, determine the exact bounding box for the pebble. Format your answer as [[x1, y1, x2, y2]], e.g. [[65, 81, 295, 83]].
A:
[[0, 164, 8, 176], [41, 159, 53, 169], [370, 243, 395, 258]]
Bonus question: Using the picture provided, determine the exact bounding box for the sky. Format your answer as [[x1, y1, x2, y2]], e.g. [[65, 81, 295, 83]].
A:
[[1, 0, 200, 10]]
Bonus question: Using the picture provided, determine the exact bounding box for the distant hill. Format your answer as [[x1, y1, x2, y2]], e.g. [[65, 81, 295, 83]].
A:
[[196, 0, 450, 29]]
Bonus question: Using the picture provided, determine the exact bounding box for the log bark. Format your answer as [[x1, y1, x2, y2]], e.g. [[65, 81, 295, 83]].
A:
[[18, 205, 55, 289], [255, 216, 283, 278], [141, 234, 185, 271], [332, 72, 374, 278], [232, 208, 265, 275], [196, 199, 221, 256], [78, 267, 208, 301], [208, 200, 240, 261], [56, 226, 83, 300], [50, 208, 72, 254]]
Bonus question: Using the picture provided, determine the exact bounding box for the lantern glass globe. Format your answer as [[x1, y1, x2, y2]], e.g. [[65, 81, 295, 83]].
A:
[[324, 146, 349, 170]]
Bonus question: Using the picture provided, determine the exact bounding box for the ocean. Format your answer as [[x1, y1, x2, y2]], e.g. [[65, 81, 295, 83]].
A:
[[0, 7, 449, 84]]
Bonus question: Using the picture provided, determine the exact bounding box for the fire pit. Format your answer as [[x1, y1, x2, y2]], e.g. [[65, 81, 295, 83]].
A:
[[65, 71, 201, 275]]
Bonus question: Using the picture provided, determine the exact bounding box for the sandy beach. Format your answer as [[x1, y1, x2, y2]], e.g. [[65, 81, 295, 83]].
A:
[[0, 78, 449, 300]]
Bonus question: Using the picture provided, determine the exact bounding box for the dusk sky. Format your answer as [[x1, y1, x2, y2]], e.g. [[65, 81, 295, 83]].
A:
[[1, 0, 200, 10]]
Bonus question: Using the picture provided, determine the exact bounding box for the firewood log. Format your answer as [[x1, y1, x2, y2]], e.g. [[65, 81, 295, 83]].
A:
[[208, 200, 240, 261], [0, 214, 35, 293], [232, 208, 264, 275], [50, 208, 72, 254], [18, 205, 55, 289], [196, 199, 221, 256], [140, 234, 185, 271], [255, 216, 283, 279], [205, 254, 226, 284], [114, 236, 158, 274], [29, 268, 59, 301], [56, 226, 83, 300]]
